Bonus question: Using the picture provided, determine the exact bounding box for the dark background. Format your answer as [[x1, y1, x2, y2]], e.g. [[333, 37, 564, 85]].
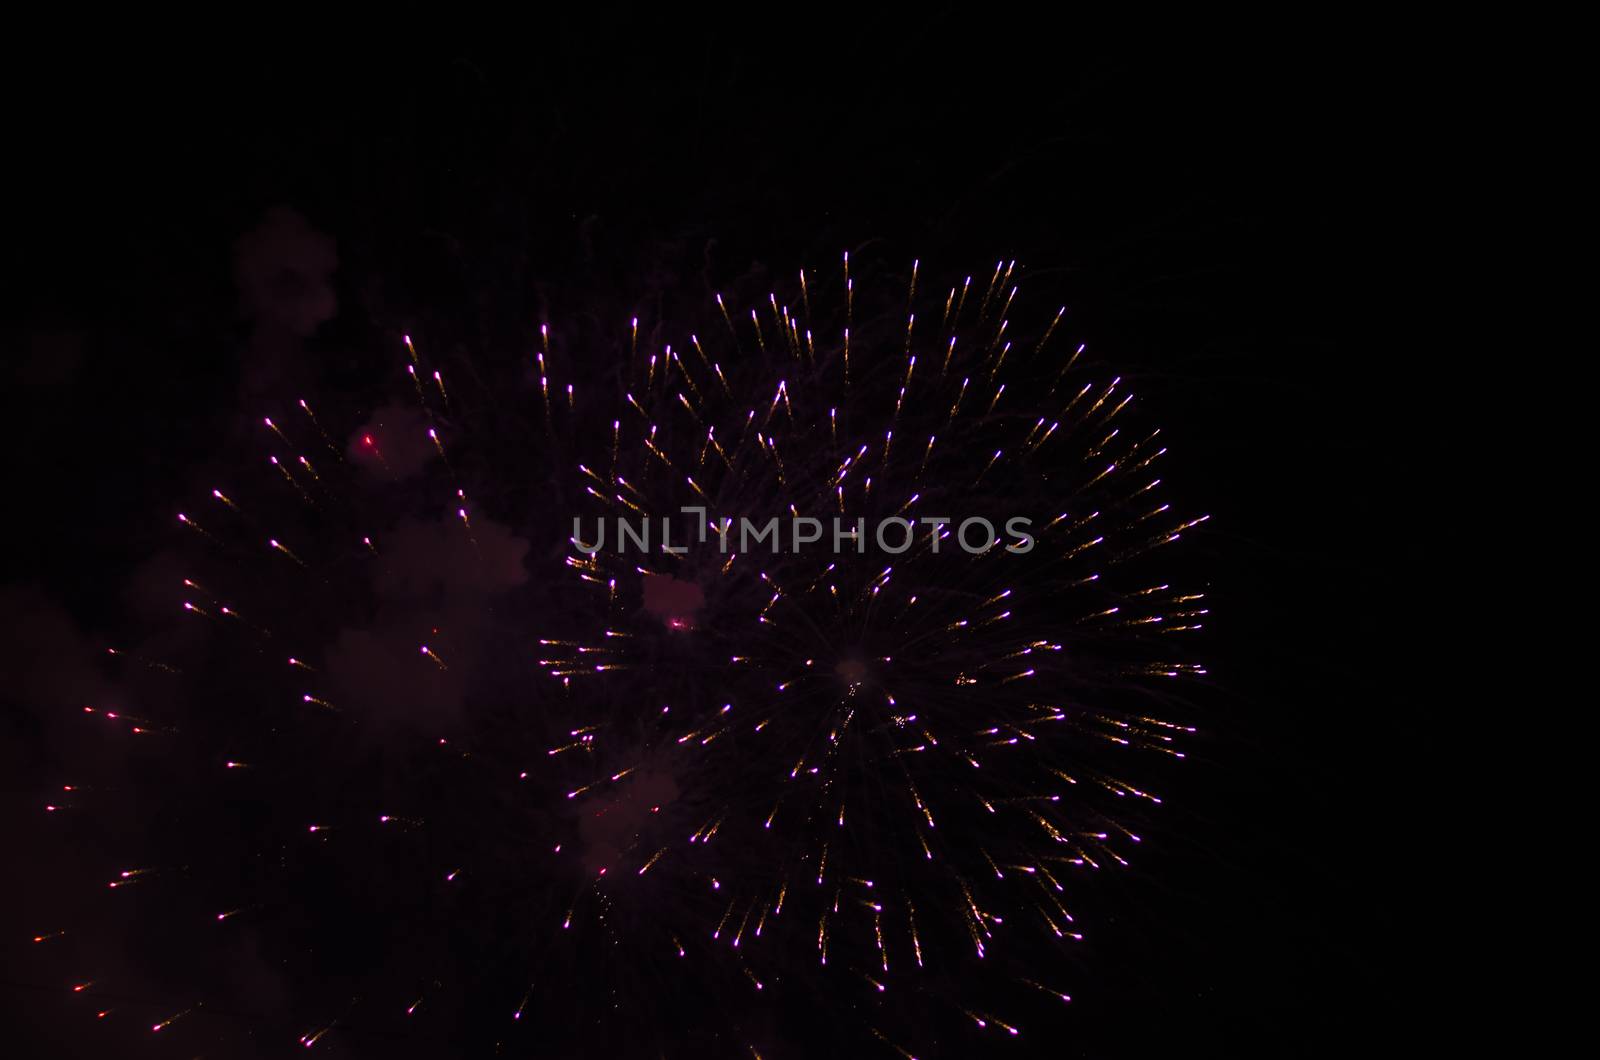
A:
[[3, 19, 1425, 1057]]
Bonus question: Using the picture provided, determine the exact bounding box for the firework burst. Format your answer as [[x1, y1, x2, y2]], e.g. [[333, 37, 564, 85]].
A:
[[37, 253, 1208, 1058]]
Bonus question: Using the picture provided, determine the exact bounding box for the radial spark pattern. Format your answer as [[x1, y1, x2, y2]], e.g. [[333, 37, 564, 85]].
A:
[[38, 254, 1208, 1058]]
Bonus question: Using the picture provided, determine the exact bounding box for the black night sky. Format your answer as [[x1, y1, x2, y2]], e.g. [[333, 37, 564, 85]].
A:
[[3, 23, 1426, 1059]]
